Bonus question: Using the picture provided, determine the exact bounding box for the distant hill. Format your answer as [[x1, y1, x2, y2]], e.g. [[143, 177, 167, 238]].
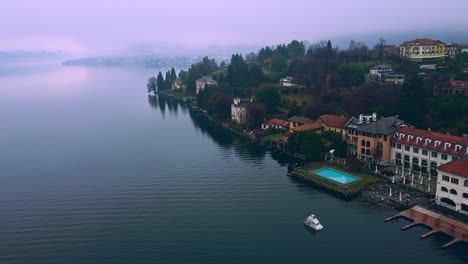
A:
[[0, 50, 67, 63], [62, 55, 199, 69]]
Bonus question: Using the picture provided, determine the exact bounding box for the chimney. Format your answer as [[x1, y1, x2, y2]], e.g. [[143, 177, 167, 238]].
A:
[[372, 112, 377, 121], [428, 128, 431, 133], [359, 114, 364, 122]]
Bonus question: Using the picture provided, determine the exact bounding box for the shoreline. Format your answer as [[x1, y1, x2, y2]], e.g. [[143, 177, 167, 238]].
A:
[[154, 91, 460, 216]]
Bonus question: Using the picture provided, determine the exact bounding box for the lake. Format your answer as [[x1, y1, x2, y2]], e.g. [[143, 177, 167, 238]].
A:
[[0, 64, 466, 264]]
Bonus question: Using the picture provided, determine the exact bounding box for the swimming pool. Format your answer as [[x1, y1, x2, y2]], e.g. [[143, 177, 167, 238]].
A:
[[312, 168, 359, 184]]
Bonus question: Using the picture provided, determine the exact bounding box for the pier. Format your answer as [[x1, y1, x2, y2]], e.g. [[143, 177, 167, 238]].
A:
[[385, 206, 467, 248]]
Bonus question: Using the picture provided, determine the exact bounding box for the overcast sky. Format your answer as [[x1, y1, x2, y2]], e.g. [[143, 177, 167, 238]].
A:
[[1, 0, 467, 55]]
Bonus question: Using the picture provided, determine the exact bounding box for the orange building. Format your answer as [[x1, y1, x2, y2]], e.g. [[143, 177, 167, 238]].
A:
[[345, 113, 405, 162]]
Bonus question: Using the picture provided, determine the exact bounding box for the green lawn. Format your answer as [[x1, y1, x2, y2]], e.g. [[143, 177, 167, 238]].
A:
[[261, 133, 284, 141], [284, 94, 313, 106], [296, 163, 381, 193]]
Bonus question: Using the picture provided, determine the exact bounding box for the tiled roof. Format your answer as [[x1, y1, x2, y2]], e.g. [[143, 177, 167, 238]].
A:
[[289, 116, 314, 124], [448, 80, 468, 89], [264, 118, 288, 127], [438, 160, 468, 178], [319, 115, 350, 129], [401, 38, 444, 46], [392, 126, 468, 157], [292, 120, 323, 132]]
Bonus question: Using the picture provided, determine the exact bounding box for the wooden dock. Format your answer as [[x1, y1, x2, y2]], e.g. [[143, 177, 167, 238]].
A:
[[385, 206, 467, 248]]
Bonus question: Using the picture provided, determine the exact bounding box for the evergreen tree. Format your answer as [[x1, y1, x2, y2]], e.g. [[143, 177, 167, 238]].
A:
[[255, 87, 281, 113], [156, 71, 165, 91], [165, 71, 172, 89], [170, 68, 177, 82]]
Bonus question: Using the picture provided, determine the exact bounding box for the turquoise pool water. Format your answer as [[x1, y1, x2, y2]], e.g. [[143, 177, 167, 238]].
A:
[[313, 168, 359, 184]]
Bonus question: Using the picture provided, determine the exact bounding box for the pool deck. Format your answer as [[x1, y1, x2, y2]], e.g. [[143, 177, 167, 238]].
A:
[[385, 206, 468, 248], [288, 163, 381, 198]]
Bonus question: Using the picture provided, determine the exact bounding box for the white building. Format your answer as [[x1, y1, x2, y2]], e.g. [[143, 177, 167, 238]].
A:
[[382, 73, 406, 85], [231, 98, 251, 125], [279, 77, 295, 87], [369, 65, 393, 80], [390, 126, 468, 194], [435, 158, 468, 214]]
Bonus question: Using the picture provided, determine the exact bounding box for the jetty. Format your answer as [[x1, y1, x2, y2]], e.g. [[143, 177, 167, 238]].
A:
[[385, 206, 467, 248]]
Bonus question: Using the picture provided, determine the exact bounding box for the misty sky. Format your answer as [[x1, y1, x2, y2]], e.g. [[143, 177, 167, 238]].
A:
[[1, 0, 468, 55]]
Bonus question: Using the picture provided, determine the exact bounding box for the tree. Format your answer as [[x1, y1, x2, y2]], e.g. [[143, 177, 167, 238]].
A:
[[156, 71, 165, 90], [255, 87, 281, 113], [147, 76, 156, 93], [246, 103, 266, 129], [228, 54, 249, 87], [286, 40, 305, 60], [287, 131, 323, 161], [211, 94, 233, 118], [374, 38, 387, 61], [170, 68, 177, 82], [165, 71, 172, 90]]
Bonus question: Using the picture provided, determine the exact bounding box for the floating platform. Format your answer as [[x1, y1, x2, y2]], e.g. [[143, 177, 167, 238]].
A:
[[385, 206, 467, 248]]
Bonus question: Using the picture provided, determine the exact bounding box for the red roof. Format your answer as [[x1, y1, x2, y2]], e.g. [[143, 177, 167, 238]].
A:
[[292, 120, 323, 132], [401, 38, 444, 46], [392, 126, 468, 157], [438, 160, 468, 178], [319, 114, 350, 129], [264, 118, 288, 127], [438, 80, 468, 90]]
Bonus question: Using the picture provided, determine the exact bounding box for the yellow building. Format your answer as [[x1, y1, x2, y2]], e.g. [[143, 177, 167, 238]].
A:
[[400, 38, 447, 63]]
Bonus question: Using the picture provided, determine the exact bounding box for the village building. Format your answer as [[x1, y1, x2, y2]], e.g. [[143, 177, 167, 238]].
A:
[[445, 43, 458, 58], [288, 116, 314, 130], [345, 113, 405, 162], [196, 76, 217, 94], [262, 118, 289, 130], [319, 114, 351, 139], [399, 38, 447, 63], [435, 158, 468, 214], [459, 44, 468, 53], [231, 97, 251, 125], [382, 73, 406, 85], [291, 119, 324, 133], [433, 80, 468, 96], [171, 78, 185, 90], [279, 76, 299, 87], [390, 126, 468, 194], [366, 64, 405, 85]]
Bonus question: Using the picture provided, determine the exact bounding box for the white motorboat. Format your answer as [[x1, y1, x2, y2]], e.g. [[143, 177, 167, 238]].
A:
[[303, 214, 324, 231]]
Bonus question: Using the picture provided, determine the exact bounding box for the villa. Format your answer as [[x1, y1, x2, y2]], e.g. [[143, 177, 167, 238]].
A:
[[435, 158, 468, 214]]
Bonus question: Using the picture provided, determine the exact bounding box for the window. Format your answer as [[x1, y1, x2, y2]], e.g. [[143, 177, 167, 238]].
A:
[[431, 152, 438, 158], [361, 148, 365, 155], [465, 180, 468, 187], [441, 154, 448, 160], [404, 146, 410, 151], [450, 189, 457, 195], [442, 175, 450, 182], [361, 140, 365, 146], [397, 144, 401, 149], [463, 193, 468, 199], [392, 143, 396, 148], [413, 147, 419, 154], [441, 187, 448, 192], [366, 149, 371, 156], [451, 178, 459, 185], [384, 135, 387, 141], [422, 150, 428, 156], [366, 141, 371, 148]]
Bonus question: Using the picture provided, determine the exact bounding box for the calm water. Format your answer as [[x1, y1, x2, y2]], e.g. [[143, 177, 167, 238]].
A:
[[0, 64, 466, 264]]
